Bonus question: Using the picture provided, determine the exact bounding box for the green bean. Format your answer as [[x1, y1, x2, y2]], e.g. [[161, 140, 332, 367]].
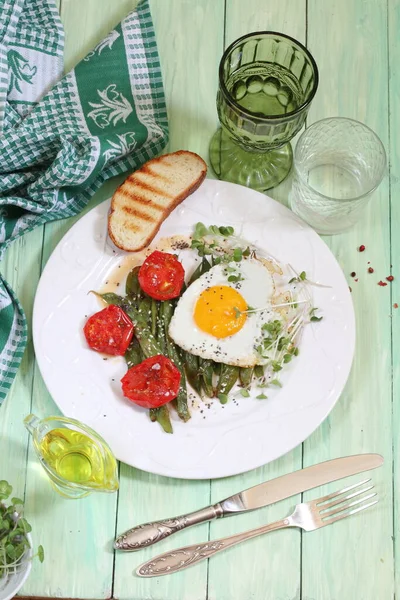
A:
[[239, 367, 254, 388], [138, 296, 152, 327], [217, 364, 239, 399], [184, 352, 202, 394], [124, 338, 143, 368], [151, 299, 157, 336], [254, 365, 265, 379], [150, 406, 173, 434], [156, 302, 167, 354], [172, 373, 190, 421], [91, 291, 125, 307], [161, 300, 174, 336], [212, 361, 222, 377], [188, 263, 202, 286], [188, 257, 212, 285], [200, 359, 214, 398], [125, 266, 141, 298], [162, 301, 190, 422], [125, 303, 161, 357]]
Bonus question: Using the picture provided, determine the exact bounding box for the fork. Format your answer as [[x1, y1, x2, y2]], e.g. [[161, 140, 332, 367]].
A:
[[136, 479, 378, 577]]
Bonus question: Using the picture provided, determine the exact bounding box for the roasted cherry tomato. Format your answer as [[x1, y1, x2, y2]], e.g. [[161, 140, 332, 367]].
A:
[[121, 355, 181, 409], [138, 250, 185, 300], [84, 305, 134, 356]]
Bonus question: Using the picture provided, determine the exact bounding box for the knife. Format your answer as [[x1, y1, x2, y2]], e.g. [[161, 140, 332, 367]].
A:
[[114, 453, 383, 551]]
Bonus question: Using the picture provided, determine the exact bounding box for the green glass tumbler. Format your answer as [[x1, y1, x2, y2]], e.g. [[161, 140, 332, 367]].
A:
[[209, 31, 319, 191]]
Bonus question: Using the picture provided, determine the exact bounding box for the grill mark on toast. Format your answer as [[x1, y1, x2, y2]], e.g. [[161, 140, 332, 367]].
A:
[[121, 204, 156, 222], [118, 186, 169, 210], [139, 164, 173, 183], [125, 178, 173, 199], [125, 223, 140, 233]]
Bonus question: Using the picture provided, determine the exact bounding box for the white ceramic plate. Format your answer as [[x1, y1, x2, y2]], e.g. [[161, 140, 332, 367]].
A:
[[33, 179, 355, 479]]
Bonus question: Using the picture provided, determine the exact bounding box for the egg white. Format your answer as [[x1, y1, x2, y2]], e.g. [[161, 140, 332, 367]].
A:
[[169, 259, 279, 367]]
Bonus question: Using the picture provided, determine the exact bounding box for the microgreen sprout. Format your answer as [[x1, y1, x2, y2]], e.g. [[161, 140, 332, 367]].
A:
[[289, 271, 307, 284], [191, 222, 253, 263], [0, 480, 44, 580], [309, 307, 323, 322], [228, 274, 244, 283], [233, 299, 310, 319]]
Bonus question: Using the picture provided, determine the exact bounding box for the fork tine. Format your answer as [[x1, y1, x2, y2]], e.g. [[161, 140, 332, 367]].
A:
[[323, 498, 378, 526], [322, 492, 377, 520], [319, 484, 374, 512], [315, 478, 371, 505]]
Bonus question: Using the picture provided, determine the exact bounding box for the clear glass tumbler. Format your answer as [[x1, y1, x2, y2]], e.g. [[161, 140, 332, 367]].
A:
[[289, 117, 387, 234], [209, 31, 319, 191]]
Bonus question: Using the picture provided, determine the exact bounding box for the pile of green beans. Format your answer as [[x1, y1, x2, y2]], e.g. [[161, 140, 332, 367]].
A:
[[96, 258, 262, 433]]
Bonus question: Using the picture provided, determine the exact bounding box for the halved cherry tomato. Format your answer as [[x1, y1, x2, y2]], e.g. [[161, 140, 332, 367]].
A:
[[121, 355, 181, 409], [138, 250, 185, 300], [84, 305, 134, 356]]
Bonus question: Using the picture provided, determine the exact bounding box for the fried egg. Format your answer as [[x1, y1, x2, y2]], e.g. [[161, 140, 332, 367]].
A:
[[169, 259, 278, 367]]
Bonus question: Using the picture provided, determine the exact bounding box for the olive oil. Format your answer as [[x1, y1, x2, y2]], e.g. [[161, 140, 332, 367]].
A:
[[39, 427, 116, 489]]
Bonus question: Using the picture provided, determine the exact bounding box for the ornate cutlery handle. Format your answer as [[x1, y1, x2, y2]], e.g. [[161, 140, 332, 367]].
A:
[[114, 504, 224, 551], [136, 518, 292, 577]]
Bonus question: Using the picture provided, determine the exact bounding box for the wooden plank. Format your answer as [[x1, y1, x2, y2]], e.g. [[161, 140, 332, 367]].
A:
[[18, 2, 138, 597], [388, 0, 400, 597], [206, 5, 306, 600], [302, 1, 394, 599], [113, 1, 224, 598], [0, 229, 43, 501]]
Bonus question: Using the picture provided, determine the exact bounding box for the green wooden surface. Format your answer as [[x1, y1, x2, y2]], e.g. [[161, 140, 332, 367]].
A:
[[0, 0, 397, 599]]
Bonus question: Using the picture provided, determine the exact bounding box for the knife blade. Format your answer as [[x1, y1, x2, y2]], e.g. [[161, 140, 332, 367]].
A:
[[114, 453, 383, 551]]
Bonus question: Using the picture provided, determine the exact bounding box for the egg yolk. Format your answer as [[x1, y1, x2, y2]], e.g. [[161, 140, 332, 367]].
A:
[[193, 285, 248, 338]]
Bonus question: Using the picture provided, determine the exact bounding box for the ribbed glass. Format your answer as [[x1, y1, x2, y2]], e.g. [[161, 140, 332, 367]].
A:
[[209, 31, 319, 191]]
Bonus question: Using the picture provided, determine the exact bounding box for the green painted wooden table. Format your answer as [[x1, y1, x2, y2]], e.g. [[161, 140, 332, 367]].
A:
[[0, 0, 398, 598]]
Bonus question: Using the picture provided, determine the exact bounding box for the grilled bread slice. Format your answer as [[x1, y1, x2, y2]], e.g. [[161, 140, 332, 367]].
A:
[[108, 150, 207, 252]]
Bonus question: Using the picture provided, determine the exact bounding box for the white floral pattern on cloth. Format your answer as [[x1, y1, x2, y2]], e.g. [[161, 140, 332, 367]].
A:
[[84, 29, 120, 61], [103, 131, 137, 163], [87, 84, 133, 129], [8, 49, 37, 93]]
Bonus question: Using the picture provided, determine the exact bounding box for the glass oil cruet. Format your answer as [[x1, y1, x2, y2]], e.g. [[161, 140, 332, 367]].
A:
[[24, 414, 119, 499]]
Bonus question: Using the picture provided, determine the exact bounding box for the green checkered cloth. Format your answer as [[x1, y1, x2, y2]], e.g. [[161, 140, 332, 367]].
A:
[[0, 0, 168, 406]]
